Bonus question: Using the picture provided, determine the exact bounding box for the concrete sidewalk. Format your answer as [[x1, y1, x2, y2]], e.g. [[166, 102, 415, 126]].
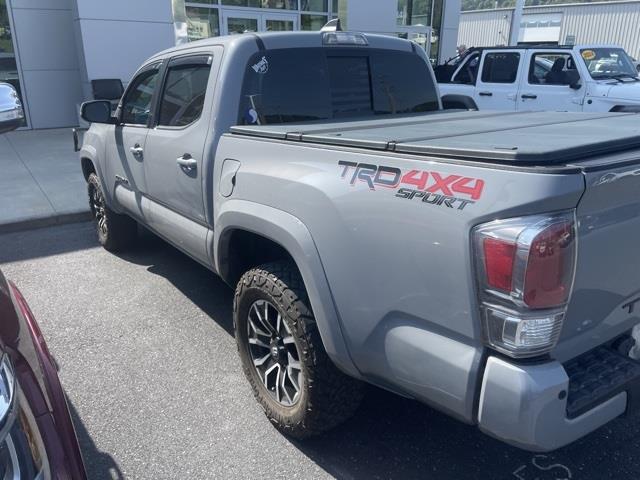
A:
[[0, 128, 90, 233]]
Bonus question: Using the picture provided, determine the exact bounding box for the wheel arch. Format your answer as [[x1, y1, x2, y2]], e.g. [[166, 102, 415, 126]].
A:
[[81, 156, 96, 181], [441, 94, 478, 111], [78, 148, 115, 209], [609, 104, 640, 113], [214, 200, 360, 379]]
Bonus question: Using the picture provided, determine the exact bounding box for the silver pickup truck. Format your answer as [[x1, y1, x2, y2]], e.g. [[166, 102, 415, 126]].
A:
[[76, 29, 640, 452]]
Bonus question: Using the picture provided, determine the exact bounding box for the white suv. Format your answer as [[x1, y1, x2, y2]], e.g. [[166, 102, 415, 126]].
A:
[[436, 45, 640, 113]]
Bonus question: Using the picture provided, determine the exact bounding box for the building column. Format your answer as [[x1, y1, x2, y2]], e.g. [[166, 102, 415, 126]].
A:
[[72, 0, 178, 102], [439, 0, 462, 63]]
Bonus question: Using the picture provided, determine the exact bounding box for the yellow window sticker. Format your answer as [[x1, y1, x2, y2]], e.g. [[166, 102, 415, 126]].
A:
[[582, 50, 596, 61]]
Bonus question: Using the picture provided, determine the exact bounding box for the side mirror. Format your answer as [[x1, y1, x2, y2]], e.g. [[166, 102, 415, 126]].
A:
[[0, 83, 24, 134], [569, 81, 581, 90], [80, 100, 115, 124]]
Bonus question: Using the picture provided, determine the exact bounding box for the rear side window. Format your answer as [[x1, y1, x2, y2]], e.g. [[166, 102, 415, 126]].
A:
[[481, 52, 520, 84], [158, 63, 211, 127], [238, 47, 439, 125]]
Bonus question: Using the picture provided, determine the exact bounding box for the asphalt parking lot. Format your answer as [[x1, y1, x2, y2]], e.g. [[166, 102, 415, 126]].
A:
[[1, 222, 639, 480]]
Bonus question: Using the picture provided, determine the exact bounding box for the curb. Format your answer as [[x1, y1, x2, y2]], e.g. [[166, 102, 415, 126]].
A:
[[0, 211, 92, 235]]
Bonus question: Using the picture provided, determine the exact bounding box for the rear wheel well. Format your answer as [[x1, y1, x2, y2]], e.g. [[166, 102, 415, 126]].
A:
[[222, 229, 295, 286], [81, 157, 96, 181], [441, 94, 478, 111]]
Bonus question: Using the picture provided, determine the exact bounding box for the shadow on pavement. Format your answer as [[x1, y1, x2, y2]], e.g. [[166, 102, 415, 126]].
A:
[[0, 222, 98, 264], [116, 228, 235, 335], [67, 398, 125, 480]]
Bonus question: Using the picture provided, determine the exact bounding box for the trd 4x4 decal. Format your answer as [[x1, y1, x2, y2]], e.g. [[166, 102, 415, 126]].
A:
[[338, 161, 485, 211]]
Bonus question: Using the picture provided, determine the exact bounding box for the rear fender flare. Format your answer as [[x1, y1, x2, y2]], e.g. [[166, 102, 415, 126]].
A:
[[214, 199, 360, 378]]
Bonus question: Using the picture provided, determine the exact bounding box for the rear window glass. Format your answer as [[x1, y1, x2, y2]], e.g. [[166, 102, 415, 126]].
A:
[[238, 47, 438, 125], [481, 52, 520, 84]]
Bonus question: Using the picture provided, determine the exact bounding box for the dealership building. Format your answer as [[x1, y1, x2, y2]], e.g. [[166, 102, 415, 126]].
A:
[[459, 0, 640, 57], [0, 0, 462, 130]]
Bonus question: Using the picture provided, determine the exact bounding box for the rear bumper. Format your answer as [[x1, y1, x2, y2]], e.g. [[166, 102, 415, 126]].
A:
[[478, 348, 640, 451]]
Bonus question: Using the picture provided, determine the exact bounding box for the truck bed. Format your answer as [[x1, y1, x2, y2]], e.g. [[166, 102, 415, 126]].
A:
[[230, 110, 640, 165]]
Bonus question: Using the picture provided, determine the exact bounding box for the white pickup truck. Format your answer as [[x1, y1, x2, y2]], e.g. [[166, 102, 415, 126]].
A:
[[436, 45, 640, 113]]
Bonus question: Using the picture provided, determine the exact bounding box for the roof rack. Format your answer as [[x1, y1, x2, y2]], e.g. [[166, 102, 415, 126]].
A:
[[468, 44, 574, 51]]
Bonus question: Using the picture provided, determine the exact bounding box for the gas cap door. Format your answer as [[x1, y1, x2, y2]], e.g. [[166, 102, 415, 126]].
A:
[[219, 159, 241, 197]]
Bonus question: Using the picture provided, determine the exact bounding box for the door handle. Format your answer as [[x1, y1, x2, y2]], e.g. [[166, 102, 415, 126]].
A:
[[521, 94, 538, 100], [129, 144, 144, 156], [478, 91, 493, 96], [176, 154, 197, 171]]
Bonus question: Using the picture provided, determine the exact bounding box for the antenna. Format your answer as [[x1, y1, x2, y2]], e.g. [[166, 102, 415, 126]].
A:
[[321, 18, 342, 32]]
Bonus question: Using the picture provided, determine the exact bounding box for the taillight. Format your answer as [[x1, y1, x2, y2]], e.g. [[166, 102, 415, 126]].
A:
[[473, 211, 577, 358], [483, 238, 515, 292], [523, 221, 574, 308]]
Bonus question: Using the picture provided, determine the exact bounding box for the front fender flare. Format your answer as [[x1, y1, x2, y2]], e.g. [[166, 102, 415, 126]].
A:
[[214, 199, 360, 379], [79, 145, 115, 210]]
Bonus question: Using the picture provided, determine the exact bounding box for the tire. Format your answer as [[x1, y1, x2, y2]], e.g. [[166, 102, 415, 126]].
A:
[[87, 173, 136, 252], [234, 261, 363, 438]]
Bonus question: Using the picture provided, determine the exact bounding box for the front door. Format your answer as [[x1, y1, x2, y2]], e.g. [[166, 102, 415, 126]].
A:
[[105, 63, 162, 220], [517, 51, 584, 112], [221, 10, 297, 35]]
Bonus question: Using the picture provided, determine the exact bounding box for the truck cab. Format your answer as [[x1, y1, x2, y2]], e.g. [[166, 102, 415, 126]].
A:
[[437, 44, 640, 113]]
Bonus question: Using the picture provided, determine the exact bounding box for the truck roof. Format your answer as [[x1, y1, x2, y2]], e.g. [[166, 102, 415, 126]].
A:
[[230, 110, 640, 165], [149, 31, 416, 62]]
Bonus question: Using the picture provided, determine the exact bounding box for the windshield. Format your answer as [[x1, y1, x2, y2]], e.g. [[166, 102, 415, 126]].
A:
[[238, 47, 439, 125], [581, 48, 638, 80]]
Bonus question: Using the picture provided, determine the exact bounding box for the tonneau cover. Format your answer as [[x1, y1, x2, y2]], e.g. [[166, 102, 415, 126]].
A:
[[230, 110, 640, 165]]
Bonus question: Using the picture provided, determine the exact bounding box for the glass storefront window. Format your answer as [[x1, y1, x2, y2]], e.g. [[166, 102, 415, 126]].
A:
[[186, 7, 220, 40], [221, 0, 298, 8], [301, 14, 327, 30], [266, 18, 295, 31], [397, 0, 431, 26], [429, 0, 442, 64], [226, 16, 258, 34], [0, 0, 25, 126], [221, 0, 262, 7], [301, 0, 328, 11]]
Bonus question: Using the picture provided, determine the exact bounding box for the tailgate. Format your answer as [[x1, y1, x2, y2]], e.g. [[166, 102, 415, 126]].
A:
[[556, 162, 640, 361]]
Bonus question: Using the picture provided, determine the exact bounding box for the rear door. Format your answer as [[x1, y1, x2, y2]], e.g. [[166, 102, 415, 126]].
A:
[[474, 50, 523, 110], [143, 51, 219, 262], [517, 50, 585, 112]]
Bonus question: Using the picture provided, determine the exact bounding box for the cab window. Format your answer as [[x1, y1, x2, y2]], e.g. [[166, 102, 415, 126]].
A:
[[481, 52, 520, 84], [528, 53, 579, 86], [120, 68, 159, 126], [238, 48, 439, 125]]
